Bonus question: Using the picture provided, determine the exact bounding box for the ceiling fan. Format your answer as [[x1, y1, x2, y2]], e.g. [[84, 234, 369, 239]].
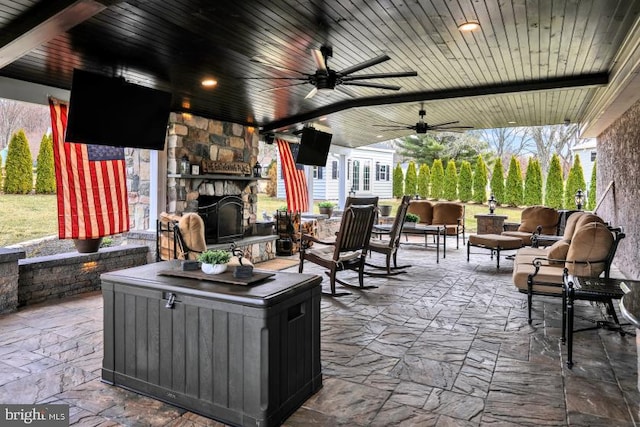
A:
[[250, 45, 417, 99], [374, 104, 474, 133]]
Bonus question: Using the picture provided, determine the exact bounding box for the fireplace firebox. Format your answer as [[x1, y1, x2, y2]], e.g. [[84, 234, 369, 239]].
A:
[[197, 195, 244, 244]]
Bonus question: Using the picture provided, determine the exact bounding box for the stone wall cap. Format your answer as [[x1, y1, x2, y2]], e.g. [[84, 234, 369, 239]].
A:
[[0, 248, 26, 262]]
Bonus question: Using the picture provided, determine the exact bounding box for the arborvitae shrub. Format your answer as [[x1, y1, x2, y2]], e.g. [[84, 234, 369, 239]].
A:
[[265, 160, 277, 197], [3, 130, 33, 194], [35, 133, 56, 194], [472, 155, 488, 203], [524, 158, 543, 206], [588, 161, 597, 210], [417, 163, 430, 199], [430, 159, 444, 200], [458, 161, 472, 202], [505, 155, 523, 207], [565, 155, 587, 209], [490, 157, 505, 205], [443, 160, 458, 201], [405, 161, 418, 195], [545, 154, 564, 209], [393, 163, 404, 198]]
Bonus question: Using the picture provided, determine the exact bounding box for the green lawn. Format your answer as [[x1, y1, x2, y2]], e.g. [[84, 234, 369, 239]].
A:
[[0, 194, 524, 247]]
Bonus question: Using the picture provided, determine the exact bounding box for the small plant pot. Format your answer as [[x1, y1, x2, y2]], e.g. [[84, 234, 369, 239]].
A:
[[379, 205, 393, 216], [319, 207, 333, 218], [201, 263, 227, 275], [73, 237, 103, 253]]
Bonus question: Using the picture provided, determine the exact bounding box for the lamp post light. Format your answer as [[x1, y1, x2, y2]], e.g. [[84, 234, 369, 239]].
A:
[[488, 194, 497, 214], [253, 161, 262, 178], [575, 189, 585, 210]]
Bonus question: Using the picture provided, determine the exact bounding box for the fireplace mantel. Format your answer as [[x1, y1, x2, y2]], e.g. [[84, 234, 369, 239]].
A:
[[168, 173, 263, 181]]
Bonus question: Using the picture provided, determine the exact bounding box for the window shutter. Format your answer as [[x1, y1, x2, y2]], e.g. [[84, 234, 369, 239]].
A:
[[376, 162, 380, 181], [318, 167, 323, 179]]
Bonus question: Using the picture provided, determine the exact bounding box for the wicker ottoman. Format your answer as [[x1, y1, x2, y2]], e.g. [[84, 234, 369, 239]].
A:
[[467, 234, 524, 269]]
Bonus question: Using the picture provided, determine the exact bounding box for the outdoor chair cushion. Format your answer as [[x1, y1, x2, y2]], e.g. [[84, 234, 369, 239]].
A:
[[407, 200, 433, 224], [547, 239, 571, 264], [178, 213, 207, 260], [518, 206, 559, 234]]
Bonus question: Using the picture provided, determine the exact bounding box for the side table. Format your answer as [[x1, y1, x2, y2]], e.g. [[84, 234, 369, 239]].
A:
[[474, 214, 508, 234], [563, 275, 629, 368]]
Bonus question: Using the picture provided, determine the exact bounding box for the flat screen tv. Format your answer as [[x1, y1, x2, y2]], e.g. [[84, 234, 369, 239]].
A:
[[295, 127, 332, 166], [66, 69, 172, 150]]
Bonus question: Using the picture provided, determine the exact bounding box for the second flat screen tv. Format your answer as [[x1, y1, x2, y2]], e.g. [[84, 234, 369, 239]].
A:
[[295, 128, 332, 166], [66, 69, 172, 150]]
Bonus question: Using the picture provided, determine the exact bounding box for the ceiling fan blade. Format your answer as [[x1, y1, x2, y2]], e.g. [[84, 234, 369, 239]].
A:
[[249, 57, 307, 75], [337, 54, 390, 76], [311, 49, 327, 71], [262, 82, 309, 92], [241, 76, 309, 80], [428, 120, 460, 127], [341, 81, 401, 90], [304, 87, 318, 99], [433, 126, 474, 130], [341, 71, 418, 81]]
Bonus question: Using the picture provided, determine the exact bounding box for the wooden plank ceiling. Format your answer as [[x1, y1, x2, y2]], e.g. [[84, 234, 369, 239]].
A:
[[1, 0, 639, 147]]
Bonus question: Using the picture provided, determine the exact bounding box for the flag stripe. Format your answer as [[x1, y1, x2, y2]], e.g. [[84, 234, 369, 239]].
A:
[[277, 138, 308, 212], [48, 98, 129, 239]]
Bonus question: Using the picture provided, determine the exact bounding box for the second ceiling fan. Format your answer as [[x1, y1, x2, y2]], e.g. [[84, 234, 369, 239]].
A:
[[252, 45, 418, 99], [375, 103, 474, 133]]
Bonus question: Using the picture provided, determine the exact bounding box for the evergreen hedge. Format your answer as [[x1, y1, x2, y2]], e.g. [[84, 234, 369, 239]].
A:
[[588, 161, 597, 210], [443, 160, 458, 201], [490, 157, 505, 205], [393, 163, 404, 198], [505, 155, 523, 207], [545, 154, 564, 209], [405, 161, 418, 195], [4, 130, 33, 194], [417, 163, 430, 199], [430, 159, 444, 200], [523, 158, 543, 206], [564, 155, 587, 209], [472, 154, 488, 203], [458, 161, 473, 202], [35, 133, 56, 194]]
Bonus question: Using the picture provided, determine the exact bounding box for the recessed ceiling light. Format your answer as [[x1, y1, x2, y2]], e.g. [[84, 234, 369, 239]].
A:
[[508, 121, 517, 124], [319, 117, 327, 121], [201, 79, 217, 87], [377, 135, 383, 138], [458, 21, 480, 32]]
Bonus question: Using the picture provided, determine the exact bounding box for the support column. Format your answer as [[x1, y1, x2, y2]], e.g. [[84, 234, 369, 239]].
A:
[[0, 248, 25, 314]]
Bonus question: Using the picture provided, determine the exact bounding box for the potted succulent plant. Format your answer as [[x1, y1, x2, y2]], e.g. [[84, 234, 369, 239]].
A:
[[403, 213, 420, 228], [197, 249, 231, 274], [318, 201, 335, 218]]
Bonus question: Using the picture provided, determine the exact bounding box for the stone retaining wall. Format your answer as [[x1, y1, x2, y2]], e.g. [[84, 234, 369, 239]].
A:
[[18, 245, 148, 307], [0, 248, 26, 314]]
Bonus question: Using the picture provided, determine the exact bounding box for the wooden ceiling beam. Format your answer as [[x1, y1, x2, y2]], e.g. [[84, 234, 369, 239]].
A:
[[260, 73, 609, 132], [0, 0, 111, 69]]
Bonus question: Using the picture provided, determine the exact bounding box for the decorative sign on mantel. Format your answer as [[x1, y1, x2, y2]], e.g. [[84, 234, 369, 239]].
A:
[[201, 160, 251, 175]]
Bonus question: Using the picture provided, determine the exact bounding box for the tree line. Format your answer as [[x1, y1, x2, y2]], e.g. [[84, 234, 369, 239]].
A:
[[1, 129, 55, 194], [393, 153, 596, 210]]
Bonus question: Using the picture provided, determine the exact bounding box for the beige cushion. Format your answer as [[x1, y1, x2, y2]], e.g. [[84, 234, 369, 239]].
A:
[[432, 203, 464, 226], [570, 213, 605, 237], [512, 261, 565, 294], [518, 206, 559, 234], [178, 213, 207, 260], [408, 200, 433, 224], [469, 234, 523, 250], [565, 222, 613, 276], [308, 245, 362, 262], [158, 211, 183, 260], [562, 212, 585, 239], [547, 240, 570, 264], [502, 230, 535, 246]]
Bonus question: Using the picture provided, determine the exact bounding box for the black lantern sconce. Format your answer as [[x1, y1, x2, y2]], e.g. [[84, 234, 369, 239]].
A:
[[575, 189, 585, 210], [348, 187, 356, 198], [488, 194, 497, 214], [253, 161, 262, 178], [179, 155, 190, 175]]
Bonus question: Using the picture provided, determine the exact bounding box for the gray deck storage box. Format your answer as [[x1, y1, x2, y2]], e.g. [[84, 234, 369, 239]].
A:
[[101, 261, 322, 427]]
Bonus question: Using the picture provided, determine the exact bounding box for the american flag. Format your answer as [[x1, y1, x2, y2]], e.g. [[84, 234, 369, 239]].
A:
[[48, 98, 129, 239], [276, 138, 308, 212]]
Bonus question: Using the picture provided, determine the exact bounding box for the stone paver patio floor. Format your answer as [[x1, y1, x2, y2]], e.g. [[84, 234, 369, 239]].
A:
[[0, 236, 638, 426]]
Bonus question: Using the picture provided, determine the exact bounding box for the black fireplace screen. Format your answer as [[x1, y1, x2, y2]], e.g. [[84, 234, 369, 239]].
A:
[[197, 195, 244, 244]]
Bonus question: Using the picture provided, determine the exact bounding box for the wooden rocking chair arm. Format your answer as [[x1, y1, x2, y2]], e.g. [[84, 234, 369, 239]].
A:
[[301, 233, 335, 246]]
